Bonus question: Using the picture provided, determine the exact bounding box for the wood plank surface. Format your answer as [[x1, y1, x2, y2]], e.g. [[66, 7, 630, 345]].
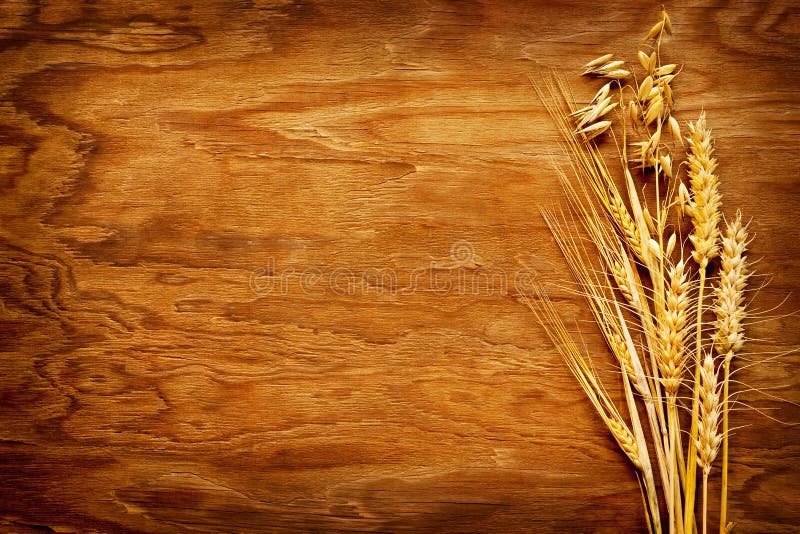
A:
[[1, 0, 799, 532]]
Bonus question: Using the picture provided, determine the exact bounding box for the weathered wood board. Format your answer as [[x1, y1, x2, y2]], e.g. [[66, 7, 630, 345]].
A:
[[1, 1, 799, 532]]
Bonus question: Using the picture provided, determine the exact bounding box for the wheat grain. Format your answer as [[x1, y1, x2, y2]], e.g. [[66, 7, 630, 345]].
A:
[[611, 261, 635, 304]]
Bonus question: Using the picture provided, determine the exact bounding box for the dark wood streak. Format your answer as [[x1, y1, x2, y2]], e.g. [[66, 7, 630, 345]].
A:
[[1, 0, 799, 532]]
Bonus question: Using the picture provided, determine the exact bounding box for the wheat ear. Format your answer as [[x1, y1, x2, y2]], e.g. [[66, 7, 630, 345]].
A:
[[715, 213, 750, 533], [657, 257, 690, 534], [682, 112, 722, 534], [658, 260, 690, 397], [696, 352, 723, 534], [683, 112, 722, 266]]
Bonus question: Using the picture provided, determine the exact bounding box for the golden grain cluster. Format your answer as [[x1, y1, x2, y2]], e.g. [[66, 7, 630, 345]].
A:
[[527, 9, 750, 534]]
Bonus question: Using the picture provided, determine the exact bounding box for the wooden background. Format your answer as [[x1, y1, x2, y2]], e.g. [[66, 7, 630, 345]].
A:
[[1, 0, 799, 532]]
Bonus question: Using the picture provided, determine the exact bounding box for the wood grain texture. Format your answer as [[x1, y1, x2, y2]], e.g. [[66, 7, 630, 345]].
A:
[[1, 1, 799, 532]]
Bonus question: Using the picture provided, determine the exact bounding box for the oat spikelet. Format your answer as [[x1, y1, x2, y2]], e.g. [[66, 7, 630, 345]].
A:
[[714, 213, 750, 361], [582, 55, 631, 80], [658, 260, 690, 397], [575, 120, 613, 141], [684, 112, 722, 266], [583, 53, 614, 70], [637, 50, 654, 73], [661, 8, 673, 34], [668, 116, 682, 145], [659, 153, 673, 178], [645, 19, 665, 40], [570, 83, 618, 139]]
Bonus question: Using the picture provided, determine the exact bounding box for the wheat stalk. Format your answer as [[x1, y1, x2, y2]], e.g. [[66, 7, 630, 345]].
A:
[[682, 111, 723, 534], [714, 213, 750, 532], [697, 352, 723, 534]]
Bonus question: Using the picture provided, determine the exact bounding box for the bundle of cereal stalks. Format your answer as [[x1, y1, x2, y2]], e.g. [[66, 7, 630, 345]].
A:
[[525, 10, 751, 534]]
